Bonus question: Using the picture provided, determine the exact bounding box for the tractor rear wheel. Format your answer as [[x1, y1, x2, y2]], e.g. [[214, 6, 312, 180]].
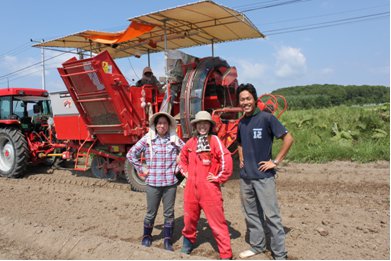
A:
[[124, 160, 147, 192], [0, 127, 29, 178]]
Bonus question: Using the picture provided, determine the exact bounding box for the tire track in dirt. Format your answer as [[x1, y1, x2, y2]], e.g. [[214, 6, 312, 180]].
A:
[[0, 216, 202, 259]]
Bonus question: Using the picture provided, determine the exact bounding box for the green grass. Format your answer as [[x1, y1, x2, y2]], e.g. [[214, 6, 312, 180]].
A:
[[272, 104, 390, 163]]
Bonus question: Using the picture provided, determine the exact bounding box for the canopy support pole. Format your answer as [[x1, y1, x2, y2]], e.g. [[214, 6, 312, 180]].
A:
[[164, 20, 168, 85], [147, 49, 150, 67], [211, 39, 214, 57], [89, 40, 93, 58]]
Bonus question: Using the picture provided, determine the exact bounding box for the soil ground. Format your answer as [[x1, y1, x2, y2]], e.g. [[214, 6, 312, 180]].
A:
[[0, 161, 389, 260]]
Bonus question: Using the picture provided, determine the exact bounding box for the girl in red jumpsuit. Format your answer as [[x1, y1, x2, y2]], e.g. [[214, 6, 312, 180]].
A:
[[179, 111, 233, 259]]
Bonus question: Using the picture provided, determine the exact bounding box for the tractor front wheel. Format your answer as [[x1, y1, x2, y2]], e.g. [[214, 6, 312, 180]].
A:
[[124, 160, 147, 192], [0, 127, 29, 178]]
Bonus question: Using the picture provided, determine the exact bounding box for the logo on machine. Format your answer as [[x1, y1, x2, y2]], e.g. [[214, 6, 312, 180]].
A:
[[64, 99, 72, 108], [102, 61, 112, 74]]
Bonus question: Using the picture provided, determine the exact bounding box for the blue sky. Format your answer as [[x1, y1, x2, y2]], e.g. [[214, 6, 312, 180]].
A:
[[0, 0, 389, 94]]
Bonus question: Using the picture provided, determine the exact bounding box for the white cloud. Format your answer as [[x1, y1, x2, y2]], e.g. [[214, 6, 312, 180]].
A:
[[233, 59, 280, 93], [0, 55, 42, 78], [236, 59, 267, 82], [2, 55, 17, 64], [45, 50, 75, 68], [275, 46, 307, 78], [43, 50, 75, 80], [0, 50, 76, 90]]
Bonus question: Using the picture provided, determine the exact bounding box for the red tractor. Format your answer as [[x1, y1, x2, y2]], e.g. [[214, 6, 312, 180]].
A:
[[0, 88, 60, 178]]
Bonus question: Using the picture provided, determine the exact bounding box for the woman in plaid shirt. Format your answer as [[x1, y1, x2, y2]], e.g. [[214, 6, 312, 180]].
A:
[[127, 112, 184, 251]]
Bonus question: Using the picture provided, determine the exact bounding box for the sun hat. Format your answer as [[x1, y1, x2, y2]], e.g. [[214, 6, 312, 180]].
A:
[[149, 111, 177, 132], [147, 111, 180, 162], [143, 67, 153, 74], [190, 111, 215, 126]]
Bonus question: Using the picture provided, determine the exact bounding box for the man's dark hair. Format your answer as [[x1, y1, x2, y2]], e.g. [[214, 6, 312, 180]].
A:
[[236, 83, 258, 102], [154, 114, 170, 126]]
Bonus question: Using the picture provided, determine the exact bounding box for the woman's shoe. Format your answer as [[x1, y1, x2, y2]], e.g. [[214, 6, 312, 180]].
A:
[[141, 223, 153, 247], [163, 223, 174, 251], [239, 249, 257, 258], [181, 237, 193, 254]]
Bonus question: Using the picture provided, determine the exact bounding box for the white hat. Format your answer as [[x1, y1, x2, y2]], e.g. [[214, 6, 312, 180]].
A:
[[190, 111, 215, 126], [149, 112, 177, 132], [147, 112, 179, 162]]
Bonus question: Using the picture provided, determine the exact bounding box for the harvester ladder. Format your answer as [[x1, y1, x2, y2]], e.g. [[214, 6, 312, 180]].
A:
[[74, 138, 97, 171]]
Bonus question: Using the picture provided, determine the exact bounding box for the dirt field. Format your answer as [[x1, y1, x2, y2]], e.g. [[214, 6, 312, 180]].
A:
[[0, 161, 389, 260]]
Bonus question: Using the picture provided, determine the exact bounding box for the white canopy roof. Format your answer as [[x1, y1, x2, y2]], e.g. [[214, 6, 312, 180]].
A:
[[35, 0, 264, 59]]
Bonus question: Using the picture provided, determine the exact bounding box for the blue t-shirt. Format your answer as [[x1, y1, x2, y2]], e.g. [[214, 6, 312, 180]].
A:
[[237, 110, 288, 179]]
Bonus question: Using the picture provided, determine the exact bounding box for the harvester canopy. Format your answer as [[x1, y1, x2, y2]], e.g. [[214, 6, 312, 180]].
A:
[[34, 0, 264, 58]]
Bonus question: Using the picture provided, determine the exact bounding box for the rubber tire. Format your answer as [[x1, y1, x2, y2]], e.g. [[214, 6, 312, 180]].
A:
[[124, 160, 146, 192], [0, 127, 29, 178]]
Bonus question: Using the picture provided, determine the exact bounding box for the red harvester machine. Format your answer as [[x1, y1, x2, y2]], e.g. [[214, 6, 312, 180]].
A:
[[53, 50, 286, 192], [9, 1, 288, 192]]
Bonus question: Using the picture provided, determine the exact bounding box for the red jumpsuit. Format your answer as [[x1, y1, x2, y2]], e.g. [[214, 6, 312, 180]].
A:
[[180, 135, 233, 259]]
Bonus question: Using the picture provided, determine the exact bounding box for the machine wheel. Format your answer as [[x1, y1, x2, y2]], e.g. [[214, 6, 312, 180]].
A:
[[0, 127, 30, 178], [91, 156, 117, 181], [180, 57, 231, 138], [124, 160, 147, 192]]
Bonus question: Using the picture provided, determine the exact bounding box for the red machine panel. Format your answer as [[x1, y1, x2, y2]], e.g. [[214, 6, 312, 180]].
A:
[[58, 51, 149, 145], [53, 115, 91, 141]]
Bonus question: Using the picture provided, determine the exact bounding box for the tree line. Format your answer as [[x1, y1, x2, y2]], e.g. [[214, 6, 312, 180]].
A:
[[272, 84, 390, 110]]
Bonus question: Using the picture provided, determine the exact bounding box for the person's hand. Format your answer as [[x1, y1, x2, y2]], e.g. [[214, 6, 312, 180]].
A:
[[182, 172, 188, 178], [140, 169, 149, 178], [258, 160, 276, 172], [207, 173, 219, 183], [239, 159, 244, 168]]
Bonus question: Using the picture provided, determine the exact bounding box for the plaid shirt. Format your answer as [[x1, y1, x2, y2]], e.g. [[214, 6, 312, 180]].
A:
[[127, 133, 184, 187]]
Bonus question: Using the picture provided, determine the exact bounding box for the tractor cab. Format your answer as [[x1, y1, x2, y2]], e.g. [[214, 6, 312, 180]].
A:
[[11, 97, 51, 131], [0, 88, 51, 129]]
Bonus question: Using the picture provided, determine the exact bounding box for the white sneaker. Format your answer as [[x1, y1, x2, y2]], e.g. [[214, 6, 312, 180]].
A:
[[239, 249, 257, 259]]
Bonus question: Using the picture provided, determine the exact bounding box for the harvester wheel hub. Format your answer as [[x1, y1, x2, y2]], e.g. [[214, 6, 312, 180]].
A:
[[0, 139, 15, 172]]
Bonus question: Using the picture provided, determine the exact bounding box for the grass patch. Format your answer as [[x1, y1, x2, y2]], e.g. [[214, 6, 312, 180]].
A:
[[272, 104, 390, 163]]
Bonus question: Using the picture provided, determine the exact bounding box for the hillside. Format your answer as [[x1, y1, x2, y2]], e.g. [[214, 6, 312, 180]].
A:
[[271, 84, 390, 110]]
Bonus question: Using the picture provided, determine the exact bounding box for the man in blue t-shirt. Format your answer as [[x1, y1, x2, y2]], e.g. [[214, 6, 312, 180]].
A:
[[236, 84, 294, 260]]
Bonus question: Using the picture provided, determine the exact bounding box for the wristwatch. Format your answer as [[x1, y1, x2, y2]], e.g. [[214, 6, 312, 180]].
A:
[[272, 159, 279, 165]]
